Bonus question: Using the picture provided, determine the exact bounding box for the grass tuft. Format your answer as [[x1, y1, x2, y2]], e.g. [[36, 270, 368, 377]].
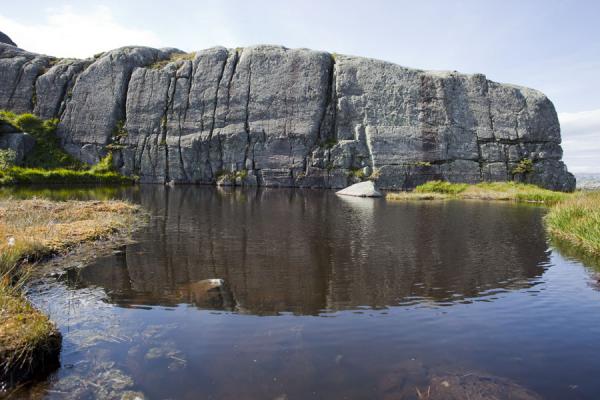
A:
[[545, 191, 600, 257]]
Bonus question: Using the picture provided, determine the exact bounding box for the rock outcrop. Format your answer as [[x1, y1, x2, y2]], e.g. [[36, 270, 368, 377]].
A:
[[0, 40, 576, 191], [0, 31, 17, 47]]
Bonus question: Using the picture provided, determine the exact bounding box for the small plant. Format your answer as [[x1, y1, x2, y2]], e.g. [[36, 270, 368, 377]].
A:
[[413, 161, 432, 167], [348, 167, 366, 180], [321, 137, 338, 149], [512, 158, 533, 175], [112, 120, 128, 139], [368, 168, 381, 180], [0, 149, 16, 170]]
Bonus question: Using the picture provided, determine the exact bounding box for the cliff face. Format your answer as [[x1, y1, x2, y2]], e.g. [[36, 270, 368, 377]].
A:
[[0, 40, 576, 191]]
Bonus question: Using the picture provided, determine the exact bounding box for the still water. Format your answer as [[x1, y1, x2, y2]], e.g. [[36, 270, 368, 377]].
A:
[[6, 186, 600, 399]]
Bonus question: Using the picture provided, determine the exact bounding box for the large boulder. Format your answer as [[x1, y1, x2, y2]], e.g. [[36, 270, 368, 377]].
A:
[[336, 181, 382, 197], [0, 132, 36, 165], [0, 40, 576, 191]]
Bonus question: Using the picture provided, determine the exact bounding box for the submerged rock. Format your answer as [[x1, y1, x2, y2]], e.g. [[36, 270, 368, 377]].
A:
[[0, 35, 576, 191], [336, 181, 382, 197], [426, 373, 542, 400], [180, 279, 237, 311]]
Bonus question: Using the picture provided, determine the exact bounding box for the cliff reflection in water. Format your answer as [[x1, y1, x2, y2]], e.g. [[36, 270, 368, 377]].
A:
[[64, 186, 550, 314]]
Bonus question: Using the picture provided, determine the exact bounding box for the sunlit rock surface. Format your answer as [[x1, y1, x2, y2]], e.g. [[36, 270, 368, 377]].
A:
[[0, 40, 575, 190]]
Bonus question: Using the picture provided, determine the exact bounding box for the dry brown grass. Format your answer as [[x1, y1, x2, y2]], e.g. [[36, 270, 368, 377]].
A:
[[0, 198, 140, 380]]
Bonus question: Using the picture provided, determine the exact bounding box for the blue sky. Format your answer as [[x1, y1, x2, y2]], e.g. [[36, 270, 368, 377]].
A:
[[1, 0, 598, 172]]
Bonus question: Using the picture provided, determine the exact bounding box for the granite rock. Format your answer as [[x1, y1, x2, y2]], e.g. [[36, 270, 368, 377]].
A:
[[0, 40, 576, 191]]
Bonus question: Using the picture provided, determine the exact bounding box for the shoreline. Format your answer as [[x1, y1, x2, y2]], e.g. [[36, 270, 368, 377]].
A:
[[0, 198, 142, 390]]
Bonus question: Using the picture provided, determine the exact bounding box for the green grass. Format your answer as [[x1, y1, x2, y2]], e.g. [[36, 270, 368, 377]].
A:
[[1, 111, 134, 185], [0, 166, 133, 185], [388, 180, 568, 205], [545, 191, 600, 257], [0, 111, 83, 170], [414, 180, 468, 195]]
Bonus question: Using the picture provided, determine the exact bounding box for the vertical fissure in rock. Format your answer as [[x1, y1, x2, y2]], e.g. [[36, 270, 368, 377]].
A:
[[242, 54, 253, 172], [319, 53, 337, 144], [177, 63, 195, 182], [58, 60, 93, 120], [209, 54, 228, 140]]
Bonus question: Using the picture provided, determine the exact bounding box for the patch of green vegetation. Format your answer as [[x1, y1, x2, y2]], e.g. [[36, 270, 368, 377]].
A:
[[0, 111, 83, 169], [216, 169, 248, 183], [512, 158, 533, 175], [415, 180, 468, 195], [0, 167, 132, 185], [112, 119, 128, 139], [413, 161, 432, 167], [107, 120, 128, 151], [321, 137, 338, 149], [0, 111, 133, 185], [545, 191, 600, 257], [348, 167, 366, 180], [0, 149, 16, 170], [368, 168, 381, 181], [149, 52, 196, 69], [388, 180, 569, 205]]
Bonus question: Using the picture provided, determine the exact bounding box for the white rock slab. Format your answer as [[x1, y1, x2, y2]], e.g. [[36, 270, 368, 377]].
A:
[[336, 181, 382, 197]]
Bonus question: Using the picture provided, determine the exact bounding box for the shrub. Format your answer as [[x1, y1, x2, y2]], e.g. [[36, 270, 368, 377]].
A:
[[512, 158, 533, 175]]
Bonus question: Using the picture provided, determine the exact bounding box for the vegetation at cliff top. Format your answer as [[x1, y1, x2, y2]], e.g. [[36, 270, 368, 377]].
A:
[[0, 111, 134, 185], [386, 180, 569, 205], [0, 198, 140, 380], [545, 191, 600, 258], [149, 51, 196, 69]]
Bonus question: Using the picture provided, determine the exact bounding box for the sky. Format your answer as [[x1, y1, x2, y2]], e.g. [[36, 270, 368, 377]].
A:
[[1, 0, 598, 172]]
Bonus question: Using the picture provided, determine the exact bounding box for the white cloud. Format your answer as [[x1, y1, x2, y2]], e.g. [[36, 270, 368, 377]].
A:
[[0, 6, 164, 58], [559, 109, 600, 173]]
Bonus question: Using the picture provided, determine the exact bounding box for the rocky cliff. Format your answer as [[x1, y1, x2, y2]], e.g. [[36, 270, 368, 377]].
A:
[[0, 36, 576, 190]]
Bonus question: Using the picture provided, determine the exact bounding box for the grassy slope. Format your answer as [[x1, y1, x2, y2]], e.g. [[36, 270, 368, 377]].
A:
[[0, 198, 140, 380], [0, 111, 133, 185]]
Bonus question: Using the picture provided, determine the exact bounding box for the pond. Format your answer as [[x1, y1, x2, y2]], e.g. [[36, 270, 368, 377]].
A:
[[6, 186, 600, 399]]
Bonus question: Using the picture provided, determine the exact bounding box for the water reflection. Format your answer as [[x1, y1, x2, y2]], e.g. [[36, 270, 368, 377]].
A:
[[64, 186, 550, 314]]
